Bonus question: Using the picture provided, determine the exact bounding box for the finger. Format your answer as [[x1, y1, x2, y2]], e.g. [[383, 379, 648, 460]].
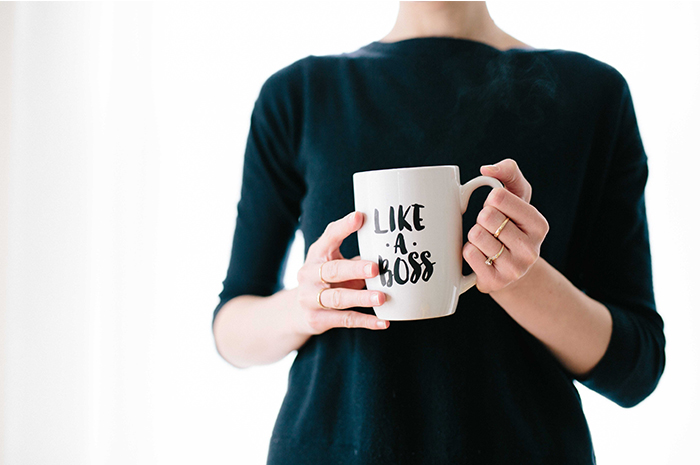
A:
[[476, 205, 530, 251], [467, 224, 512, 270], [320, 258, 378, 283], [312, 309, 390, 331], [483, 188, 545, 238], [319, 287, 385, 310], [467, 223, 535, 285], [310, 212, 363, 259], [462, 242, 497, 291], [480, 158, 532, 203]]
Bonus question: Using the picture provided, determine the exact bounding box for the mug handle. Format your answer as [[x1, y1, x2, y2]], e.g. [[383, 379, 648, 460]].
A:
[[458, 175, 504, 294]]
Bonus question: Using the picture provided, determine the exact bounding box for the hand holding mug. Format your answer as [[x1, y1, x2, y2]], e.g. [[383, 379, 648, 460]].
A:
[[463, 158, 550, 294], [293, 212, 390, 335]]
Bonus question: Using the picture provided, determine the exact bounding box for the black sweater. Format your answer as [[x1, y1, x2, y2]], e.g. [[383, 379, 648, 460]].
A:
[[212, 37, 665, 464]]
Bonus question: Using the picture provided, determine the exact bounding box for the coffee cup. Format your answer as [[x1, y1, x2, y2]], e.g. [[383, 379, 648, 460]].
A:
[[353, 165, 502, 321]]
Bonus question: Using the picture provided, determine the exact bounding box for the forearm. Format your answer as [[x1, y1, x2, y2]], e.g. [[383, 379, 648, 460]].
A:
[[212, 288, 311, 369], [489, 257, 613, 378]]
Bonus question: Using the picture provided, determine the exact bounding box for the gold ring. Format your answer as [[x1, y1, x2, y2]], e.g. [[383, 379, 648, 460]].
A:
[[493, 217, 510, 239], [319, 262, 329, 285], [485, 243, 505, 266], [317, 287, 330, 309]]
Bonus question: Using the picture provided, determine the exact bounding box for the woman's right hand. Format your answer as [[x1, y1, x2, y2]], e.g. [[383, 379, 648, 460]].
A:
[[293, 211, 389, 335]]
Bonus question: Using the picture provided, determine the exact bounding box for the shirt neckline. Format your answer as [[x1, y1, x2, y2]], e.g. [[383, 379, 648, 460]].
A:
[[360, 36, 541, 56]]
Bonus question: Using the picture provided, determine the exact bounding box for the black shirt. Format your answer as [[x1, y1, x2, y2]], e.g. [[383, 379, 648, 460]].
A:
[[212, 37, 665, 464]]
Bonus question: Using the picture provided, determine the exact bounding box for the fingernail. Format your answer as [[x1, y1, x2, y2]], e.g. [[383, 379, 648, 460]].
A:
[[483, 164, 499, 172], [364, 263, 374, 277], [372, 293, 381, 305], [347, 211, 357, 221], [376, 320, 387, 328]]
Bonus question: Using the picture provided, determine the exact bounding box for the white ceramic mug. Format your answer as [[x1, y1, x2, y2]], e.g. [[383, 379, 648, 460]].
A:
[[353, 165, 503, 321]]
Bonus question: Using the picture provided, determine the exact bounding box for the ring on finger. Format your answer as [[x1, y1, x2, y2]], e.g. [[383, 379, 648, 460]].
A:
[[493, 217, 510, 239], [485, 243, 505, 266], [317, 287, 331, 309], [319, 261, 329, 285]]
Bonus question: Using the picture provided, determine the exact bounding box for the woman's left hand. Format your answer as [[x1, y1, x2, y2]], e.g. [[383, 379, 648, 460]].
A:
[[463, 158, 550, 294]]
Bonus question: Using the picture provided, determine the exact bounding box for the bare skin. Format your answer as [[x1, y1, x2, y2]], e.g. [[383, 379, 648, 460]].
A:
[[213, 2, 613, 378], [379, 1, 534, 51]]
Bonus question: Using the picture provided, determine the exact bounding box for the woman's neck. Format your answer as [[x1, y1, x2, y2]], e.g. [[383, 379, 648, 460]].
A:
[[380, 1, 532, 51]]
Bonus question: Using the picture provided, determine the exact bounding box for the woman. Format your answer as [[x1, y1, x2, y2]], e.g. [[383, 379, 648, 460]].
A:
[[212, 2, 665, 463]]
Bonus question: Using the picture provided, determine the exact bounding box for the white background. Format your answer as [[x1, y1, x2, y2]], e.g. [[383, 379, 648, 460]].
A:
[[1, 2, 698, 464]]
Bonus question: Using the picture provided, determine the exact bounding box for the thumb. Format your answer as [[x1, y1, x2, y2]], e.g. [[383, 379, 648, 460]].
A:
[[480, 158, 532, 203]]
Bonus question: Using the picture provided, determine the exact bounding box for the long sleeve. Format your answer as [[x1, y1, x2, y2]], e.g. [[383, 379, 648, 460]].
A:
[[576, 72, 665, 407], [211, 64, 306, 330]]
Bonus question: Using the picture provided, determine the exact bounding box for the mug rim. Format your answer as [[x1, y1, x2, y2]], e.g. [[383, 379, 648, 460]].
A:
[[353, 164, 458, 178]]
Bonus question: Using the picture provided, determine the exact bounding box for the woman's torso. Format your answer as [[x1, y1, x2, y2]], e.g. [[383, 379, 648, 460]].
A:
[[264, 37, 624, 464]]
